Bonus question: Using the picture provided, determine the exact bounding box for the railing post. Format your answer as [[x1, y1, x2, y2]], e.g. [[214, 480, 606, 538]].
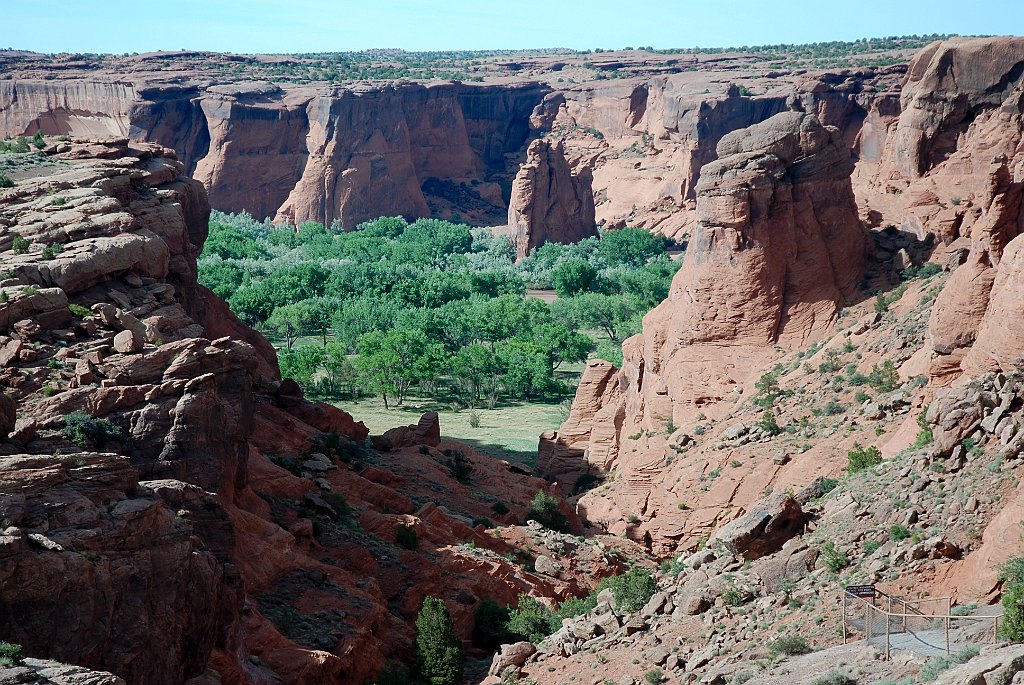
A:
[[842, 592, 847, 644], [885, 601, 891, 660]]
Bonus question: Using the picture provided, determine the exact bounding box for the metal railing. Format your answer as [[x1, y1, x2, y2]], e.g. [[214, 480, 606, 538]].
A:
[[842, 587, 1000, 659]]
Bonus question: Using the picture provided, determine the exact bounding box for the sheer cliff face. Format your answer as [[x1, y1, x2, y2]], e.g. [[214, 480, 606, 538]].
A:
[[0, 80, 548, 226], [884, 37, 1024, 383], [630, 111, 866, 425]]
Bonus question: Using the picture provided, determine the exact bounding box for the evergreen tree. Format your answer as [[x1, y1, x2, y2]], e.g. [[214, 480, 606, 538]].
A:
[[416, 597, 463, 685]]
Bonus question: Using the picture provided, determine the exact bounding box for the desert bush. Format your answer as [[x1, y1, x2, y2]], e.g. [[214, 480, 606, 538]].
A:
[[527, 490, 568, 532], [11, 235, 29, 253], [768, 635, 812, 656], [472, 599, 510, 649], [644, 669, 665, 684], [62, 411, 123, 448], [323, 492, 352, 521], [599, 566, 657, 612], [396, 524, 418, 550], [0, 642, 23, 667], [889, 524, 910, 541], [68, 303, 92, 318], [822, 541, 850, 573], [846, 443, 882, 474], [1000, 555, 1024, 641], [917, 657, 950, 681], [809, 672, 856, 685]]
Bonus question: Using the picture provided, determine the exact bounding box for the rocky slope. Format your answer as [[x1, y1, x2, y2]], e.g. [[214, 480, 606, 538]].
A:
[[521, 34, 1024, 682], [0, 138, 628, 685]]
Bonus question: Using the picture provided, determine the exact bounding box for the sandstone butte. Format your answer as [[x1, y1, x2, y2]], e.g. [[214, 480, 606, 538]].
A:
[[1, 35, 1024, 685]]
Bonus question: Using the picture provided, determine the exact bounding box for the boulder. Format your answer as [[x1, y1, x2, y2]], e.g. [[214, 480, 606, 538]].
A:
[[487, 642, 536, 677], [112, 329, 142, 354], [372, 412, 441, 451], [708, 495, 806, 560]]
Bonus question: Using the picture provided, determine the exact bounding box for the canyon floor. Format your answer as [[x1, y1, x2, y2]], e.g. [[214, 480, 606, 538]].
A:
[[1, 33, 1024, 685]]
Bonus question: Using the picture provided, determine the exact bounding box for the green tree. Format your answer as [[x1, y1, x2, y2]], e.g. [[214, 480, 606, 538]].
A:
[[416, 597, 463, 685], [1000, 556, 1024, 641], [322, 342, 359, 396], [552, 259, 598, 297], [527, 490, 569, 532], [201, 224, 268, 260], [497, 340, 552, 399], [597, 227, 667, 267], [267, 302, 313, 349], [450, 343, 498, 405], [278, 345, 325, 389], [356, 328, 446, 408]]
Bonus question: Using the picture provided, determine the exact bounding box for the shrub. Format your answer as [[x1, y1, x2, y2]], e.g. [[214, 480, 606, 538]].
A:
[[733, 673, 754, 685], [0, 642, 23, 667], [953, 645, 980, 663], [416, 597, 464, 685], [846, 443, 882, 474], [644, 669, 665, 684], [918, 657, 951, 681], [863, 540, 882, 555], [68, 303, 92, 318], [506, 594, 558, 643], [527, 490, 569, 532], [374, 662, 415, 685], [758, 409, 782, 435], [722, 585, 747, 606], [822, 541, 850, 573], [396, 524, 418, 550], [41, 244, 62, 260], [472, 599, 510, 649], [11, 235, 29, 254], [62, 411, 123, 448], [910, 405, 934, 449], [491, 500, 509, 516], [468, 409, 480, 428], [768, 635, 812, 656], [323, 492, 352, 521], [444, 450, 472, 483], [950, 602, 977, 617], [889, 524, 910, 541], [471, 517, 493, 529], [820, 477, 839, 494], [0, 174, 13, 188], [868, 361, 900, 391], [599, 566, 657, 612], [809, 672, 856, 685], [999, 555, 1024, 641]]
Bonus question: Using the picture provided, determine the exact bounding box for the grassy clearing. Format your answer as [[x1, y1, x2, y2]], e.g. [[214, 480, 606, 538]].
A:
[[337, 395, 568, 466]]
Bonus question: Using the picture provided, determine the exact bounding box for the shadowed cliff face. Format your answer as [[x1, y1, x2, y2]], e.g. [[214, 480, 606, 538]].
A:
[[0, 79, 550, 227], [0, 55, 906, 235]]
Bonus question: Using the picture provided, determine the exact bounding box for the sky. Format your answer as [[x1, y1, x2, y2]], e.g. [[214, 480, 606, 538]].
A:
[[5, 0, 1024, 54]]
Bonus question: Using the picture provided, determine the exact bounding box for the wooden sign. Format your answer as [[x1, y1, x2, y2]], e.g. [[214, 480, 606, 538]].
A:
[[845, 584, 876, 598]]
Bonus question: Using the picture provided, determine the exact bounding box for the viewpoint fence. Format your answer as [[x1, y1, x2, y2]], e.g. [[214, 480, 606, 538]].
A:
[[841, 585, 1000, 659]]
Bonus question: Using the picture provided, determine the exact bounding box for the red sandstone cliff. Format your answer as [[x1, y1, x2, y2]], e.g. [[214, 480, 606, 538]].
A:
[[508, 138, 597, 259], [0, 138, 620, 685]]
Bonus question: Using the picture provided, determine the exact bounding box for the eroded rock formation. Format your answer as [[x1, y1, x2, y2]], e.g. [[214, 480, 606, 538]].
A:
[[509, 138, 597, 259], [0, 137, 613, 685]]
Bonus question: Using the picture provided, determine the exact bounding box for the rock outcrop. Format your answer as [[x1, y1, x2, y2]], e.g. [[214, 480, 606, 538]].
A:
[[543, 111, 867, 487], [0, 136, 616, 685], [853, 36, 1024, 383], [509, 139, 597, 259]]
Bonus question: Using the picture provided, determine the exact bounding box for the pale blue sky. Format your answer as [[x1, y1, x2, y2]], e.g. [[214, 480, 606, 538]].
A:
[[7, 0, 1023, 54]]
